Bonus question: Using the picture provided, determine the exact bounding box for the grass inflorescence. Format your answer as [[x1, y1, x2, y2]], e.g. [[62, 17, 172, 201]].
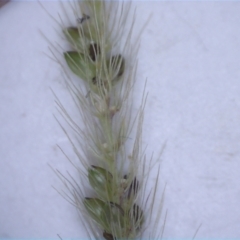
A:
[[50, 0, 164, 239]]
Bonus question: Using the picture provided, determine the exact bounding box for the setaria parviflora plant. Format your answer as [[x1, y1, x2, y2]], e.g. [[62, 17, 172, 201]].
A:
[[51, 0, 164, 239]]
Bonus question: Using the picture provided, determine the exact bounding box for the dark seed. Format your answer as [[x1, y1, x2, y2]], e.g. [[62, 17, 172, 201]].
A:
[[129, 204, 144, 231], [116, 55, 124, 77], [124, 175, 139, 198], [92, 77, 104, 87], [92, 77, 97, 85], [132, 204, 142, 223], [77, 13, 90, 24], [89, 43, 101, 61], [103, 231, 115, 240]]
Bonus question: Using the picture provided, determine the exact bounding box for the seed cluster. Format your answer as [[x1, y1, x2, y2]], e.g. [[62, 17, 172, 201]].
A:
[[62, 1, 144, 239], [85, 166, 143, 239]]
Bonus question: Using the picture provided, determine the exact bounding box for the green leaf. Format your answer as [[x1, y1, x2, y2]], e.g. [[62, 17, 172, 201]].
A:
[[64, 51, 95, 81], [63, 27, 90, 52], [63, 27, 79, 47], [84, 198, 109, 230], [88, 165, 113, 200], [84, 198, 125, 235], [103, 231, 114, 240]]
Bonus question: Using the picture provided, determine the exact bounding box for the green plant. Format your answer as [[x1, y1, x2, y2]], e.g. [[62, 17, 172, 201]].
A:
[[52, 0, 164, 239]]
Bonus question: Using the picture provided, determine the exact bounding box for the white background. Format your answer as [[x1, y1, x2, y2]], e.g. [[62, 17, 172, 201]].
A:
[[1, 1, 240, 239]]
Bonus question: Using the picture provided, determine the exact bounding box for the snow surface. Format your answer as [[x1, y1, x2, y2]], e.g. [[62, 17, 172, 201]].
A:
[[1, 1, 240, 239]]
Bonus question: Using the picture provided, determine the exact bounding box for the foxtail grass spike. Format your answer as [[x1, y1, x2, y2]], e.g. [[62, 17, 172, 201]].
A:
[[51, 0, 164, 239]]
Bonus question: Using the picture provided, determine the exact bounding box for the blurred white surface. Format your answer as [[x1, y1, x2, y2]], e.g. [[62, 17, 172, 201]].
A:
[[0, 1, 240, 239]]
